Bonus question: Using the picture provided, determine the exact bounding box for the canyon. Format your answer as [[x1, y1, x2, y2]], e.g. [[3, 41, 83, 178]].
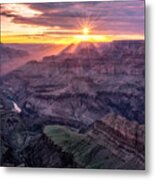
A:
[[0, 40, 145, 169]]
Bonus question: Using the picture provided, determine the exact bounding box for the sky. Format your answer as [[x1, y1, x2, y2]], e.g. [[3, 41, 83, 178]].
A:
[[1, 0, 144, 44]]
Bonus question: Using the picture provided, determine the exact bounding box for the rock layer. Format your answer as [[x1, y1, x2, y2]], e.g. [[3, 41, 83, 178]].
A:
[[88, 113, 145, 168]]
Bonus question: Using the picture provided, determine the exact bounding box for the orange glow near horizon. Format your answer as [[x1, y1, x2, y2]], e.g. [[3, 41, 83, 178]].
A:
[[1, 34, 144, 44], [1, 15, 144, 44], [1, 3, 144, 44], [1, 16, 144, 44]]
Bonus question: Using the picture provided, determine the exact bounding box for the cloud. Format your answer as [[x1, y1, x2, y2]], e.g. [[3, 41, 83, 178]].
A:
[[1, 1, 144, 35]]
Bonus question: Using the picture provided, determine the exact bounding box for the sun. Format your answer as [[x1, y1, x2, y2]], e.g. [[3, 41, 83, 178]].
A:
[[83, 27, 90, 35], [74, 25, 92, 43], [79, 27, 90, 41]]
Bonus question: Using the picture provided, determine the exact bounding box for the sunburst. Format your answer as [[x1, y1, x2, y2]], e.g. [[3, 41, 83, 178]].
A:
[[83, 27, 90, 35]]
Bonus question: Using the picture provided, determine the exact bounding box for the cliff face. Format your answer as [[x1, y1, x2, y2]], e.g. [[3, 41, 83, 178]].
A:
[[0, 41, 145, 169], [88, 113, 144, 167], [0, 98, 77, 167], [20, 134, 76, 168], [1, 41, 144, 124], [43, 113, 145, 169], [0, 98, 145, 169]]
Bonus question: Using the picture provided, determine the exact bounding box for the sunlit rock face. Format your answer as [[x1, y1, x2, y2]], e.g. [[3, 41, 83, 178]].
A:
[[86, 112, 145, 169], [87, 113, 144, 169]]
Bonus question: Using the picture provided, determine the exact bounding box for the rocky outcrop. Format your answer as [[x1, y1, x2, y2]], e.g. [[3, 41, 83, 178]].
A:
[[0, 98, 77, 167], [20, 133, 77, 168], [0, 97, 145, 169], [88, 113, 145, 168]]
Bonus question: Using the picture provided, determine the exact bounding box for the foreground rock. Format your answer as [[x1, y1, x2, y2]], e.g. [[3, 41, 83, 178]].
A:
[[0, 98, 144, 169], [0, 98, 77, 167], [44, 113, 145, 170], [88, 113, 145, 169]]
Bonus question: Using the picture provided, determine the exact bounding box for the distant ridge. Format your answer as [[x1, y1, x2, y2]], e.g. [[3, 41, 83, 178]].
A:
[[59, 42, 101, 60], [0, 44, 29, 61]]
